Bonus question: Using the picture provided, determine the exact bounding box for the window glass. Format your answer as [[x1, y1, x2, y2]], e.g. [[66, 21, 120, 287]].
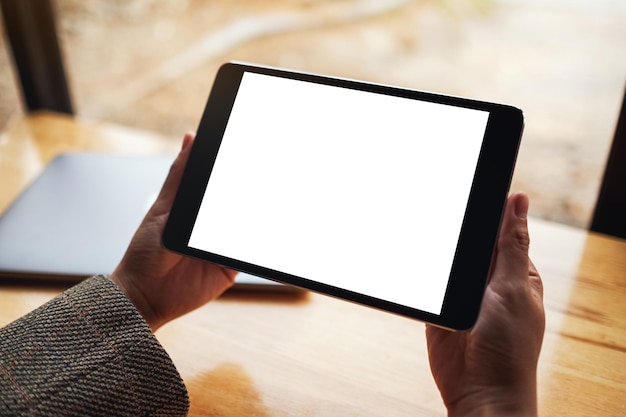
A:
[[51, 0, 626, 227], [0, 17, 24, 130]]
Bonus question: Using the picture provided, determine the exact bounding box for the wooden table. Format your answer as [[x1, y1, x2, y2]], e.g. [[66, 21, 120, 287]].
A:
[[1, 113, 625, 416]]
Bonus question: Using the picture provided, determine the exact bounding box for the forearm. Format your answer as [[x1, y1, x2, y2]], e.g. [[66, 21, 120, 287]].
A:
[[0, 275, 189, 416]]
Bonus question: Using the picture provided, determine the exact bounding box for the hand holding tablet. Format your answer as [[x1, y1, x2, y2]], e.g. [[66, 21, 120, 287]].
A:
[[163, 62, 524, 330]]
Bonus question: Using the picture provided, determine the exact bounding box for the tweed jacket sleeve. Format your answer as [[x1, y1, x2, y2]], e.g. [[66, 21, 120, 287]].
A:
[[0, 275, 189, 416]]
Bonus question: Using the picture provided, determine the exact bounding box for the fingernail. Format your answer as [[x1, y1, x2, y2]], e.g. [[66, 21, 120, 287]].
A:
[[514, 193, 529, 220], [181, 133, 193, 151]]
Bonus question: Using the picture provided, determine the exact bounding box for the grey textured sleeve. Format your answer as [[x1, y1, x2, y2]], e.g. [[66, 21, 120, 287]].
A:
[[0, 275, 189, 416]]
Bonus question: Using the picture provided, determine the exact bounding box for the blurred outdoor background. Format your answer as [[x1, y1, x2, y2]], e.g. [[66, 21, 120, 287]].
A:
[[1, 0, 625, 228]]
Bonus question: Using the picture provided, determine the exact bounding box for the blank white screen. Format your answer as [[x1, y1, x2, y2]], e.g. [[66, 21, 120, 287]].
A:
[[188, 72, 489, 315]]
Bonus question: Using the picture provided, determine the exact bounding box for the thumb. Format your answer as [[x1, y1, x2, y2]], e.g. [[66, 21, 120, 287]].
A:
[[490, 192, 531, 290], [150, 132, 195, 215]]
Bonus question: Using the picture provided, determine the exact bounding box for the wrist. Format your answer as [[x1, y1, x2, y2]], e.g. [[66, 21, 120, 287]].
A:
[[448, 404, 537, 417], [109, 270, 161, 332], [446, 385, 538, 417]]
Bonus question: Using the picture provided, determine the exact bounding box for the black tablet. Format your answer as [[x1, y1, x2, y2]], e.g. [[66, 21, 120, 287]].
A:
[[163, 62, 524, 330]]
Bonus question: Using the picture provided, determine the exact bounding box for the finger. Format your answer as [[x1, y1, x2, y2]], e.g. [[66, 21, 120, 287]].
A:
[[489, 192, 531, 289]]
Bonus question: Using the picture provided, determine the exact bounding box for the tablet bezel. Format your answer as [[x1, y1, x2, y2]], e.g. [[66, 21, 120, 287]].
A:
[[163, 62, 524, 331]]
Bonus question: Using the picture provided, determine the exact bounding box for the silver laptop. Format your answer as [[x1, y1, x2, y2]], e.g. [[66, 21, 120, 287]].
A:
[[0, 152, 285, 290]]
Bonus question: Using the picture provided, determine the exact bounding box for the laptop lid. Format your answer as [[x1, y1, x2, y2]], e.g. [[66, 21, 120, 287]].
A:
[[0, 152, 284, 290]]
